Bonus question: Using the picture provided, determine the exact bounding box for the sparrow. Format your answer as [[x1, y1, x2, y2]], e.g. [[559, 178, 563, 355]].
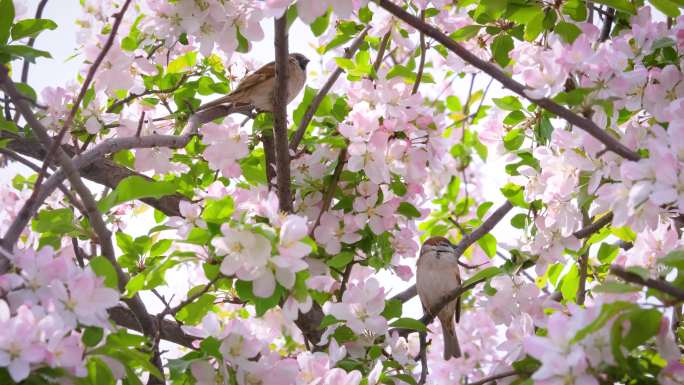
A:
[[416, 236, 462, 360], [196, 52, 309, 113]]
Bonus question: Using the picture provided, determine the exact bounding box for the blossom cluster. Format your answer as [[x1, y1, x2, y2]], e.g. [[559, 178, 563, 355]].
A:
[[0, 247, 119, 382]]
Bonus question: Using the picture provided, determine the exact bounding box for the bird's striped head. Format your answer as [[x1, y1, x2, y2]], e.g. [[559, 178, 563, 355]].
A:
[[421, 236, 455, 255]]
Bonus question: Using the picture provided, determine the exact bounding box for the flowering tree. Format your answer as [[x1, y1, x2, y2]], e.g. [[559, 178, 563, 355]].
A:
[[0, 0, 684, 384]]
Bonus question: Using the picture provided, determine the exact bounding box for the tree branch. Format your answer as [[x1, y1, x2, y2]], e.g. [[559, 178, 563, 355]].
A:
[[20, 0, 49, 84], [3, 134, 191, 247], [468, 370, 518, 385], [310, 147, 347, 237], [33, 0, 133, 193], [411, 11, 427, 95], [0, 70, 165, 383], [573, 212, 613, 239], [600, 7, 615, 42], [273, 16, 292, 213], [610, 265, 684, 301], [262, 132, 277, 190], [375, 0, 640, 161], [108, 306, 196, 349], [289, 26, 370, 152]]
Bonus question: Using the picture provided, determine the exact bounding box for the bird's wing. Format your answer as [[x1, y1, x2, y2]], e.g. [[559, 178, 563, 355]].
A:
[[196, 60, 276, 111], [231, 60, 276, 94]]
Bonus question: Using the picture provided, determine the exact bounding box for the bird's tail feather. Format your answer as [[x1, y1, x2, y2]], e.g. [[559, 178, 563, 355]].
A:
[[441, 318, 461, 360]]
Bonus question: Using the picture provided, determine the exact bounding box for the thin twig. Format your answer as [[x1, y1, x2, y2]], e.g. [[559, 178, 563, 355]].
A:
[[289, 26, 370, 151], [418, 332, 429, 385], [573, 212, 613, 239], [32, 0, 134, 195], [310, 147, 347, 237], [468, 370, 518, 385], [599, 8, 615, 42], [412, 11, 427, 95], [20, 0, 50, 84], [161, 277, 219, 317], [0, 148, 85, 214], [262, 132, 277, 190], [373, 31, 391, 73], [375, 0, 640, 161]]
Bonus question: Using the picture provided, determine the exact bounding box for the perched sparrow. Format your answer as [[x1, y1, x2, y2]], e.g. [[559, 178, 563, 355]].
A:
[[197, 52, 309, 113], [416, 236, 462, 360]]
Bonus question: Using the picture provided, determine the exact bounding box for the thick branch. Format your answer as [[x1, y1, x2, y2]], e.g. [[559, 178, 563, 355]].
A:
[[273, 16, 292, 213], [108, 306, 196, 349], [610, 265, 684, 301], [375, 0, 640, 161], [3, 134, 191, 246], [289, 26, 370, 151]]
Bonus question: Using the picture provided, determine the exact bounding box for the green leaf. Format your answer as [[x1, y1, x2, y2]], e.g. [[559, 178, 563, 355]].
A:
[[593, 0, 636, 14], [90, 256, 120, 290], [476, 233, 497, 258], [649, 0, 681, 17], [560, 264, 579, 302], [88, 357, 116, 385], [310, 11, 330, 37], [167, 51, 197, 73], [446, 95, 462, 111], [554, 21, 582, 44], [503, 128, 525, 151], [572, 301, 637, 343], [658, 249, 684, 269], [492, 96, 523, 111], [623, 308, 662, 350], [524, 11, 545, 41], [327, 252, 354, 269], [202, 196, 235, 224], [11, 18, 57, 40], [562, 0, 588, 21], [82, 326, 104, 347], [0, 0, 14, 45], [476, 202, 493, 219], [597, 243, 620, 264], [397, 202, 422, 219], [611, 226, 636, 242], [462, 266, 501, 287], [491, 34, 514, 67], [176, 294, 216, 325], [33, 208, 75, 234], [0, 44, 51, 61], [98, 176, 177, 212], [319, 314, 342, 329], [381, 299, 402, 319], [593, 281, 640, 294], [389, 317, 427, 333], [449, 25, 482, 41]]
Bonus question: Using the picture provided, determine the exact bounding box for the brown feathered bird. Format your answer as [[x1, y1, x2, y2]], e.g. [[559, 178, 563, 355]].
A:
[[416, 236, 462, 360], [196, 52, 309, 113]]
